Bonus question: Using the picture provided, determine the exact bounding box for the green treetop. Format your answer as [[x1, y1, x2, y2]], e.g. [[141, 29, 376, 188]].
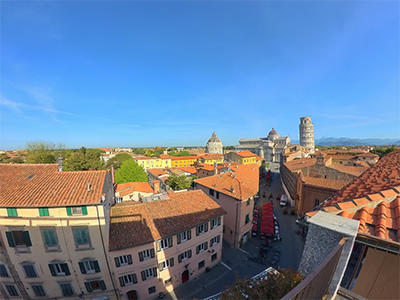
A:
[[114, 159, 148, 184]]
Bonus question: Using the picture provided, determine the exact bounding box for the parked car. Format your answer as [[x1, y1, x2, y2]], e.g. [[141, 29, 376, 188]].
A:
[[280, 194, 288, 207]]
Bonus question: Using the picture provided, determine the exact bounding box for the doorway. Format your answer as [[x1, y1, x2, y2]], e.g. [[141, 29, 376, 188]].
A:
[[127, 290, 138, 300], [182, 270, 189, 284]]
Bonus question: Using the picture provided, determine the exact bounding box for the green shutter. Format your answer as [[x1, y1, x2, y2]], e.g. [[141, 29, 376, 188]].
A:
[[84, 282, 92, 293], [74, 229, 88, 244], [23, 231, 32, 247], [48, 264, 56, 276], [119, 277, 125, 287], [79, 262, 86, 274], [43, 230, 56, 246], [66, 207, 72, 216], [81, 206, 88, 215], [61, 263, 70, 276], [99, 280, 106, 290], [7, 208, 17, 217], [114, 257, 120, 267], [6, 232, 15, 247], [93, 260, 100, 273], [39, 208, 49, 216]]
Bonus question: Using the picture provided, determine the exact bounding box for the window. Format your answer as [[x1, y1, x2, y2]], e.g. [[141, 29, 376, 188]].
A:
[[138, 248, 155, 261], [5, 284, 19, 296], [209, 189, 214, 196], [78, 260, 100, 274], [141, 267, 157, 281], [41, 228, 59, 250], [7, 208, 17, 217], [315, 199, 320, 207], [198, 260, 205, 269], [245, 214, 250, 224], [114, 254, 132, 267], [196, 223, 208, 236], [84, 280, 106, 292], [22, 263, 38, 278], [211, 253, 218, 262], [216, 191, 219, 199], [158, 237, 173, 250], [196, 242, 208, 254], [210, 235, 221, 247], [115, 197, 123, 203], [32, 284, 46, 297], [159, 258, 174, 271], [49, 262, 70, 276], [247, 199, 250, 206], [119, 273, 137, 287], [177, 230, 191, 244], [59, 283, 74, 296], [0, 264, 9, 277], [210, 217, 221, 229], [39, 208, 49, 216], [5, 230, 31, 248], [164, 277, 172, 285], [72, 227, 91, 249], [178, 249, 192, 263], [66, 206, 88, 216], [148, 286, 156, 294]]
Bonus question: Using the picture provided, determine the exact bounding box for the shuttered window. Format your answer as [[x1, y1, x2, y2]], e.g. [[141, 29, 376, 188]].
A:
[[59, 283, 73, 296], [0, 264, 9, 277], [78, 260, 100, 274], [7, 208, 17, 217], [32, 285, 46, 297], [39, 208, 49, 216], [84, 280, 106, 292], [42, 229, 57, 246]]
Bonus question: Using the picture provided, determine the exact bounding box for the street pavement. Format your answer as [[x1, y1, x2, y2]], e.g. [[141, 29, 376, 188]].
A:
[[162, 163, 305, 300]]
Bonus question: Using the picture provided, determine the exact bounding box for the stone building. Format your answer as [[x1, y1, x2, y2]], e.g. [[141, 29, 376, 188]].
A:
[[299, 116, 315, 153], [205, 132, 223, 155], [235, 128, 291, 163]]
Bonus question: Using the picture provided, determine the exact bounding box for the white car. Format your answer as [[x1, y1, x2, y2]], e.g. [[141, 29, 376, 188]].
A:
[[280, 194, 288, 207]]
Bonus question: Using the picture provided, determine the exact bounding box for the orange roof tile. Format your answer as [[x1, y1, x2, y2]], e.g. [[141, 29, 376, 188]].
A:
[[367, 193, 384, 201], [322, 206, 340, 213], [116, 182, 154, 194], [0, 164, 107, 207], [236, 150, 257, 158], [284, 158, 317, 171], [303, 176, 348, 190], [147, 169, 170, 177], [326, 164, 369, 177], [195, 164, 259, 201], [336, 201, 356, 210], [170, 156, 199, 161], [380, 189, 399, 198], [353, 197, 370, 206], [109, 190, 226, 250]]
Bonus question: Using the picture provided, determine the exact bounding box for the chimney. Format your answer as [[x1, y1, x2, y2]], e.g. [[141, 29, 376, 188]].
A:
[[111, 165, 115, 184], [152, 180, 160, 193]]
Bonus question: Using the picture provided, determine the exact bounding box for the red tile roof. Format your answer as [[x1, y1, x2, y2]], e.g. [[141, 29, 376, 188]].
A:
[[284, 158, 317, 170], [236, 150, 257, 158], [173, 167, 197, 174], [326, 164, 369, 177], [109, 190, 226, 250], [195, 164, 259, 201], [303, 176, 348, 190], [116, 182, 154, 194], [170, 156, 199, 161], [0, 164, 107, 207], [147, 169, 170, 177]]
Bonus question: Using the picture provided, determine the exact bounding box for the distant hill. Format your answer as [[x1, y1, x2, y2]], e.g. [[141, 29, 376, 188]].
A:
[[291, 137, 400, 146]]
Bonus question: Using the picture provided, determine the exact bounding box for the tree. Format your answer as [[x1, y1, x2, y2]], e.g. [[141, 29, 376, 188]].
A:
[[220, 268, 303, 300], [25, 141, 65, 164], [104, 153, 133, 170], [224, 146, 235, 150], [63, 147, 104, 171], [114, 160, 148, 184], [166, 173, 193, 190], [370, 146, 398, 158], [168, 150, 191, 157]]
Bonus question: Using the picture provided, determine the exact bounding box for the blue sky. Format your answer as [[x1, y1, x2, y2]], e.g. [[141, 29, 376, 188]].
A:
[[1, 1, 399, 150]]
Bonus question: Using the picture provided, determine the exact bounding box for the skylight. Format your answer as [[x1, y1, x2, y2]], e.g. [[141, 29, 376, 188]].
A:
[[27, 174, 35, 180]]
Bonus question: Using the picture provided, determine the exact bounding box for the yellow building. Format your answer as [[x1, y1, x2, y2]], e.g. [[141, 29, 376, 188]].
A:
[[224, 150, 257, 165], [0, 164, 118, 299], [170, 156, 199, 168], [197, 154, 224, 165], [133, 156, 172, 170]]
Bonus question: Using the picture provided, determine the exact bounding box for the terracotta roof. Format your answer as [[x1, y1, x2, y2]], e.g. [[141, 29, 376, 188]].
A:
[[158, 154, 171, 159], [170, 156, 199, 161], [199, 153, 223, 160], [254, 154, 264, 161], [133, 156, 160, 160], [326, 164, 369, 177], [178, 167, 197, 174], [195, 164, 259, 201], [329, 155, 358, 160], [357, 152, 379, 157], [109, 190, 226, 250], [303, 177, 348, 190], [0, 164, 107, 207], [147, 169, 170, 177], [236, 151, 257, 158], [116, 182, 154, 194], [284, 158, 317, 171]]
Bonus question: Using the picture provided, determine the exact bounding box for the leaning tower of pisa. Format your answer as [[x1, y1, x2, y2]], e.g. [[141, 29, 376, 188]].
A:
[[299, 116, 315, 153]]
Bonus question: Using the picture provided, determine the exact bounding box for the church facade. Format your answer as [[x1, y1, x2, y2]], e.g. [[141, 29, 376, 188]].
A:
[[235, 128, 291, 163], [206, 132, 223, 155]]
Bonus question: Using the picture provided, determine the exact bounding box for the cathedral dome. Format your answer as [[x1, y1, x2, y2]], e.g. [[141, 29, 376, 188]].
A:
[[206, 132, 223, 154], [267, 128, 280, 140]]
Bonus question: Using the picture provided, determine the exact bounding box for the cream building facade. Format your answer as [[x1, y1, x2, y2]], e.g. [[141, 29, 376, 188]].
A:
[[235, 128, 291, 163], [108, 190, 225, 300], [0, 164, 118, 299]]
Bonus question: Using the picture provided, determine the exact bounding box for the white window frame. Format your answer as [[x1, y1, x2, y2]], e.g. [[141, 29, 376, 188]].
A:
[[211, 217, 220, 229], [160, 238, 172, 250], [72, 207, 82, 215], [122, 274, 135, 286], [210, 236, 219, 246], [144, 268, 154, 279], [160, 258, 173, 270], [181, 250, 190, 261], [142, 249, 152, 260], [198, 224, 205, 235], [53, 263, 66, 276], [118, 255, 129, 266], [83, 260, 96, 274], [179, 231, 188, 242], [198, 242, 207, 253]]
